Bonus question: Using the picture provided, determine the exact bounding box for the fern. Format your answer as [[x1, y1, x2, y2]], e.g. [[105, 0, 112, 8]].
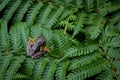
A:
[[85, 16, 104, 39], [83, 0, 94, 12], [108, 11, 120, 26], [68, 52, 103, 70], [12, 0, 31, 23], [42, 59, 59, 80], [0, 0, 10, 12], [53, 30, 72, 55], [0, 54, 13, 80], [55, 60, 70, 80], [12, 73, 29, 80], [72, 12, 86, 37], [44, 6, 64, 28], [2, 0, 21, 21], [63, 42, 98, 59], [67, 59, 108, 80], [25, 2, 43, 26], [32, 58, 49, 80], [0, 19, 10, 51], [36, 4, 54, 25], [4, 56, 25, 80], [10, 23, 22, 52], [20, 58, 34, 77], [20, 22, 29, 51], [95, 70, 114, 80]]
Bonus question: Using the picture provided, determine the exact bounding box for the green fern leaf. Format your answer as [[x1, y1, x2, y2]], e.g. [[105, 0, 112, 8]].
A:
[[53, 31, 72, 54], [25, 2, 43, 26], [72, 12, 86, 37], [20, 58, 34, 77], [108, 0, 120, 13], [86, 16, 104, 39], [4, 56, 25, 80], [0, 19, 10, 51], [95, 70, 113, 80], [55, 60, 70, 80], [12, 73, 29, 80], [68, 52, 103, 70], [32, 58, 49, 80], [31, 24, 42, 38], [108, 11, 120, 26], [2, 0, 21, 21], [63, 43, 98, 59], [10, 23, 22, 52], [36, 4, 54, 25], [73, 0, 83, 8], [42, 59, 59, 80], [20, 22, 29, 51], [12, 0, 31, 23], [83, 0, 94, 12], [67, 59, 108, 80], [0, 54, 13, 80], [44, 6, 64, 28], [0, 0, 10, 12]]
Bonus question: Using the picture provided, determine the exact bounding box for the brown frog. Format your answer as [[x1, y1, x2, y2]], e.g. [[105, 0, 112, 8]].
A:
[[27, 36, 49, 59]]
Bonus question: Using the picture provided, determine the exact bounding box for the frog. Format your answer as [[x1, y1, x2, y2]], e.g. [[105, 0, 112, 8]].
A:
[[27, 36, 49, 58]]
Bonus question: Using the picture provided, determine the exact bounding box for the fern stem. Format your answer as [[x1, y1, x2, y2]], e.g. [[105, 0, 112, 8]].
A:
[[64, 20, 68, 34]]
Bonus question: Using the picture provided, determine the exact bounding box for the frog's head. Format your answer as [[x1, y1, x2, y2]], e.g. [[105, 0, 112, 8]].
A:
[[36, 36, 46, 46]]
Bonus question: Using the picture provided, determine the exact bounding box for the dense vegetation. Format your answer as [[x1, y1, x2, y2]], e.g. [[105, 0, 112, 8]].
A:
[[0, 0, 120, 80]]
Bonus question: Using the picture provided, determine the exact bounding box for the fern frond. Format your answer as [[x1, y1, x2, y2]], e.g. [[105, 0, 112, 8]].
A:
[[0, 54, 13, 80], [4, 56, 25, 80], [9, 23, 22, 52], [32, 58, 49, 80], [68, 52, 103, 70], [44, 6, 64, 28], [36, 4, 54, 25], [108, 0, 120, 13], [72, 12, 86, 37], [53, 30, 72, 54], [73, 0, 83, 8], [55, 60, 70, 80], [107, 48, 120, 58], [108, 11, 120, 26], [25, 2, 43, 26], [0, 0, 10, 12], [12, 73, 29, 80], [63, 43, 98, 59], [2, 0, 21, 21], [67, 59, 108, 80], [12, 0, 31, 23], [83, 0, 94, 12], [100, 0, 120, 16], [86, 16, 104, 39], [20, 22, 29, 51], [95, 70, 114, 80], [31, 24, 42, 38], [42, 59, 59, 80], [0, 19, 10, 51], [20, 58, 34, 77], [103, 25, 120, 37]]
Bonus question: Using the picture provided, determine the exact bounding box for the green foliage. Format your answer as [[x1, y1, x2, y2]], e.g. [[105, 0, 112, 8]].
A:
[[2, 0, 21, 21], [0, 19, 10, 51], [0, 0, 120, 80]]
